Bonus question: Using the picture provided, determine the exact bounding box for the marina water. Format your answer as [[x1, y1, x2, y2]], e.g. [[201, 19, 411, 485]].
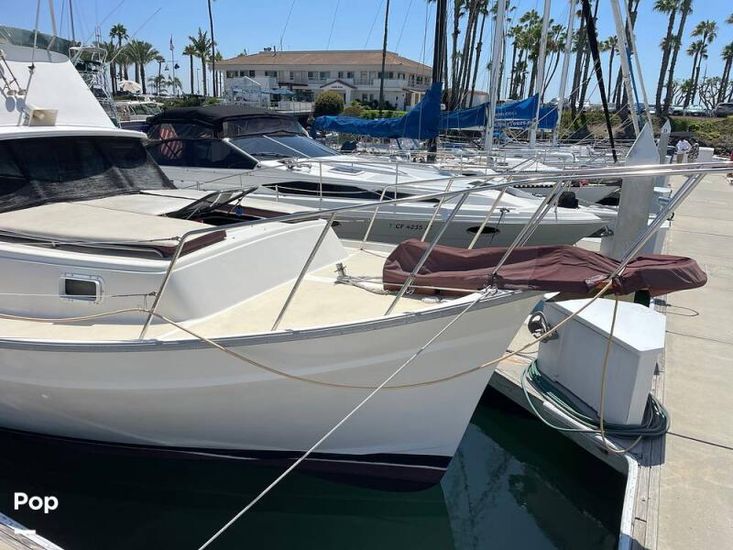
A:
[[0, 388, 623, 549]]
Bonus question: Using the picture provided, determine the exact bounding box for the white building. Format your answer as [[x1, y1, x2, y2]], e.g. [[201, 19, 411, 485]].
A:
[[219, 49, 434, 110]]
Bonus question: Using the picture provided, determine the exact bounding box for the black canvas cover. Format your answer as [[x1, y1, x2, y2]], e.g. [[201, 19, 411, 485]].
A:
[[147, 105, 303, 139], [0, 136, 175, 213], [383, 239, 707, 297]]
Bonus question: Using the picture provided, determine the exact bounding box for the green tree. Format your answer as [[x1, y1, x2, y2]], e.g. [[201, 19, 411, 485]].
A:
[[183, 44, 197, 95], [109, 23, 129, 82], [720, 43, 733, 104], [313, 91, 344, 117], [685, 19, 717, 105], [188, 28, 213, 96], [342, 101, 365, 117], [654, 0, 680, 116], [126, 40, 160, 94], [663, 0, 693, 114]]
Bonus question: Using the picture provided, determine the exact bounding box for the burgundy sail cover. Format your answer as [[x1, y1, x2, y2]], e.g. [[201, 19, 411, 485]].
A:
[[383, 239, 707, 297]]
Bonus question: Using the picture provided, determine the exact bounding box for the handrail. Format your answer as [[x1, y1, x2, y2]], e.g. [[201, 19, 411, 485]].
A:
[[132, 161, 733, 337]]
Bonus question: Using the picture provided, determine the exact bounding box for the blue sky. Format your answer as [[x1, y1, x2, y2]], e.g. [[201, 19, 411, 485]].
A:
[[5, 0, 733, 102]]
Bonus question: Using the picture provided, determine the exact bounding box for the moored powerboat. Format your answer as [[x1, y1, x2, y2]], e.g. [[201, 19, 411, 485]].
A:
[[145, 106, 612, 247]]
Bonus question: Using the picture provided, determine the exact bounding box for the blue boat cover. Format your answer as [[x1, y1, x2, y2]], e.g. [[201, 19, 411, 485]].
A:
[[439, 95, 559, 131], [313, 82, 442, 139]]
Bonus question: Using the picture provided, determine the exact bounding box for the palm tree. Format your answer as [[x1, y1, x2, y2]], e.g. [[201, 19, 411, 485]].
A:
[[686, 20, 718, 105], [109, 23, 128, 81], [188, 29, 212, 96], [148, 74, 166, 95], [126, 40, 160, 95], [684, 40, 707, 106], [166, 76, 183, 94], [720, 43, 733, 104], [654, 0, 679, 116], [154, 54, 165, 95], [663, 0, 693, 114], [183, 44, 197, 95], [208, 0, 218, 97], [600, 36, 618, 96]]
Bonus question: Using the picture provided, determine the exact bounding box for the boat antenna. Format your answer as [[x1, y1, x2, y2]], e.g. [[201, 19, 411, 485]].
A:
[[580, 0, 617, 162]]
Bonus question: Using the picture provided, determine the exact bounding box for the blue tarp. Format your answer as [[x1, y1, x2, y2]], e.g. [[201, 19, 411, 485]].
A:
[[439, 95, 559, 131], [496, 95, 558, 130], [313, 82, 442, 139]]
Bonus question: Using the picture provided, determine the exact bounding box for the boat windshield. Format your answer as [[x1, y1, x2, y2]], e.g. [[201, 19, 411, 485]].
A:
[[0, 136, 175, 213], [230, 134, 338, 160]]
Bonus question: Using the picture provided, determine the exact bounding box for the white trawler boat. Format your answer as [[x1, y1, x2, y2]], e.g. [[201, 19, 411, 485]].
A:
[[145, 106, 612, 248], [0, 43, 544, 485]]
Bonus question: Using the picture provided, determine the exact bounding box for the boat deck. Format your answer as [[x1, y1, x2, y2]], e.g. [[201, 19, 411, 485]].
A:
[[0, 246, 444, 343]]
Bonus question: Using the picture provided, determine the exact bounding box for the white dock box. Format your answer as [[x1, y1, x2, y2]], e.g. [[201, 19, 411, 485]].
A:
[[538, 298, 666, 425]]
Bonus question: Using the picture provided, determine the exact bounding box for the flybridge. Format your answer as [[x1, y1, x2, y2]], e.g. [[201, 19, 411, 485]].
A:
[[0, 43, 113, 129]]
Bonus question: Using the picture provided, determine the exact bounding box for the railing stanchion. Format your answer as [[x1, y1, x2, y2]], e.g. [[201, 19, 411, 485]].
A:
[[271, 213, 337, 331], [138, 237, 188, 340], [361, 187, 389, 248], [385, 192, 470, 316], [421, 178, 454, 241], [468, 186, 507, 249]]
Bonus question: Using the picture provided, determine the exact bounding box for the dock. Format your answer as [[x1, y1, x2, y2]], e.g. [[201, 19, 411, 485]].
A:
[[0, 514, 61, 550], [489, 173, 733, 550]]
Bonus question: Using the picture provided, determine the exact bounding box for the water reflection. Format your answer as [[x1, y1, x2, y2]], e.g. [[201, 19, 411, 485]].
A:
[[0, 389, 623, 549]]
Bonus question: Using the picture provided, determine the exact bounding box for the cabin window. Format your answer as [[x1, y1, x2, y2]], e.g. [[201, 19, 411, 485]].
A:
[[60, 276, 101, 302], [347, 71, 354, 78]]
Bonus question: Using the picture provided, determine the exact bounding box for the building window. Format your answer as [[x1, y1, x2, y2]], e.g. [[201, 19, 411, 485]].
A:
[[264, 70, 277, 77], [308, 71, 315, 79], [337, 71, 344, 78], [398, 73, 405, 80], [320, 71, 330, 80], [226, 71, 236, 78], [347, 71, 354, 78], [248, 70, 256, 77], [362, 93, 368, 101], [360, 71, 368, 82], [416, 75, 423, 84]]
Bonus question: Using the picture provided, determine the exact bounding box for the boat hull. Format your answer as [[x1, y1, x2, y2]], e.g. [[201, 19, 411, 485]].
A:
[[0, 292, 537, 484]]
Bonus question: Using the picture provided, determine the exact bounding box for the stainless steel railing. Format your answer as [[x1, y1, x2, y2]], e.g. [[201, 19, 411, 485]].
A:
[[136, 161, 733, 338]]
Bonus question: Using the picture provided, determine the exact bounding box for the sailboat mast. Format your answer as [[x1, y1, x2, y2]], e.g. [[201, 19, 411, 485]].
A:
[[621, 0, 653, 131], [529, 0, 551, 147], [378, 0, 391, 116], [427, 0, 447, 161], [484, 0, 507, 158], [553, 0, 576, 146], [610, 0, 640, 135]]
